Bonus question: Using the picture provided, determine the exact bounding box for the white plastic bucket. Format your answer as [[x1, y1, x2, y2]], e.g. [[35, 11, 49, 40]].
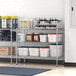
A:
[[48, 33, 63, 43], [40, 34, 47, 42], [29, 47, 39, 56], [18, 47, 29, 56], [40, 47, 49, 57], [49, 45, 63, 57], [18, 47, 23, 56], [18, 33, 25, 42]]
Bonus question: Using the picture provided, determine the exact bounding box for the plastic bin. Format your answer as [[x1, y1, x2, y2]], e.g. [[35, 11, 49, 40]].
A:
[[48, 33, 63, 43], [49, 45, 63, 57], [29, 46, 39, 56], [18, 46, 29, 56], [40, 34, 47, 42], [26, 34, 33, 42], [33, 33, 40, 42], [40, 47, 49, 57], [18, 33, 25, 42], [0, 47, 15, 55]]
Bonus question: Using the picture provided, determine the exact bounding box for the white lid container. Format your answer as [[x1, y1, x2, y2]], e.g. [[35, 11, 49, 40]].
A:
[[48, 33, 63, 43], [40, 34, 47, 42], [29, 47, 39, 56], [18, 33, 25, 42], [22, 48, 29, 56], [49, 45, 63, 57], [18, 46, 29, 56], [17, 48, 23, 56], [40, 47, 49, 57]]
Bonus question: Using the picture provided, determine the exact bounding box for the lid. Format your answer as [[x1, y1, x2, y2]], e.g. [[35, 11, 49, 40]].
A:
[[18, 33, 25, 35], [10, 16, 18, 19], [18, 46, 29, 48], [1, 16, 10, 19], [40, 33, 47, 35], [28, 46, 39, 48], [48, 33, 63, 35], [49, 44, 63, 45], [26, 34, 32, 35], [34, 33, 39, 35], [40, 47, 49, 48]]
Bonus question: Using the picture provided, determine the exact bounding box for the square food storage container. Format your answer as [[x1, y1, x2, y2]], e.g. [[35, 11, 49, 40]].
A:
[[29, 46, 39, 56], [40, 34, 47, 42], [40, 47, 49, 57], [49, 45, 63, 57], [48, 33, 63, 43], [18, 46, 29, 56]]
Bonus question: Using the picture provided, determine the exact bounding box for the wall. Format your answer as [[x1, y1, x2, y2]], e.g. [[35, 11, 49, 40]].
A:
[[65, 0, 76, 63], [0, 0, 64, 19]]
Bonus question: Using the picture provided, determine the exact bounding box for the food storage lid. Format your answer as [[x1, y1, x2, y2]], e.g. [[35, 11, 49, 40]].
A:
[[40, 47, 49, 48], [18, 46, 30, 48], [49, 44, 63, 45], [18, 33, 25, 35], [28, 46, 40, 48], [10, 16, 18, 19], [40, 33, 47, 35], [48, 33, 63, 35], [1, 16, 10, 19]]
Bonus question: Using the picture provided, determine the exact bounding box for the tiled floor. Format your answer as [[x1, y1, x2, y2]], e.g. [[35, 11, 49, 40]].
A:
[[0, 62, 76, 76]]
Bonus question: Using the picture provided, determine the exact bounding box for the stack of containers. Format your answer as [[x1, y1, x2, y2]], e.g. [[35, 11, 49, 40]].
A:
[[40, 47, 49, 57], [48, 33, 63, 43], [40, 33, 47, 42], [29, 46, 39, 56], [10, 16, 18, 29], [49, 44, 63, 57], [1, 16, 18, 29], [18, 46, 29, 56]]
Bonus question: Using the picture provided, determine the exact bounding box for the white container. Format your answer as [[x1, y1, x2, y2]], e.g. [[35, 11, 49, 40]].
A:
[[49, 45, 63, 57], [18, 47, 29, 56], [48, 33, 63, 43], [22, 48, 29, 56], [29, 47, 39, 56], [40, 34, 47, 42], [18, 33, 25, 42], [18, 48, 23, 56], [40, 47, 49, 57]]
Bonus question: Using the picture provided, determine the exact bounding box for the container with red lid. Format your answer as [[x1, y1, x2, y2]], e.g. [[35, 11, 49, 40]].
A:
[[33, 33, 40, 42], [40, 47, 49, 57], [48, 33, 63, 43]]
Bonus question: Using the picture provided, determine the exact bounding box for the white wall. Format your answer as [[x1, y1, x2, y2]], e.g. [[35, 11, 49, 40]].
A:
[[65, 0, 76, 63], [0, 0, 64, 19]]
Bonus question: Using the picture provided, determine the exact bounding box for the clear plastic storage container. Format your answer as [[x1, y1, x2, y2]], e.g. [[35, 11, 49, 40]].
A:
[[29, 46, 39, 56], [40, 34, 47, 42], [18, 46, 29, 56], [40, 47, 49, 57], [48, 33, 63, 43], [49, 44, 63, 57]]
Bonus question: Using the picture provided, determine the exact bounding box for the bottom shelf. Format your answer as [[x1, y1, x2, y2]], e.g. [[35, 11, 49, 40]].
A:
[[0, 55, 64, 61]]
